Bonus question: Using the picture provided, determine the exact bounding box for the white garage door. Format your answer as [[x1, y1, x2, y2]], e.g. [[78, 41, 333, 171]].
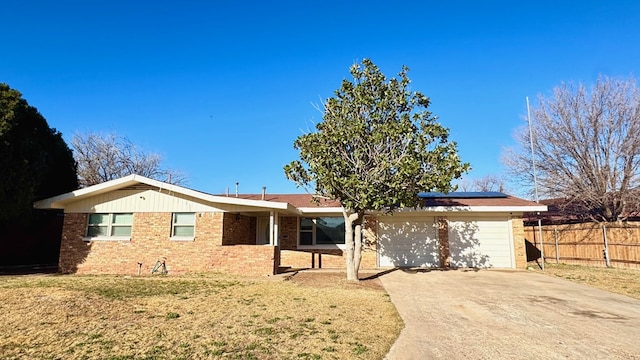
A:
[[378, 216, 440, 267], [447, 217, 514, 268]]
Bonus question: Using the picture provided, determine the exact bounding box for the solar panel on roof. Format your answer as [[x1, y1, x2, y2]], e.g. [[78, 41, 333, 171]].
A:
[[417, 192, 508, 198]]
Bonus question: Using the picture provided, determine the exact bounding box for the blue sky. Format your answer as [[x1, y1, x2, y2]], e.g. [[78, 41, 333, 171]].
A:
[[3, 1, 640, 196]]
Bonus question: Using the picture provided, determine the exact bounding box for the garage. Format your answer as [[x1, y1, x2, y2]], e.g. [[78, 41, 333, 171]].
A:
[[378, 215, 440, 267], [377, 214, 516, 269], [375, 192, 546, 269], [447, 216, 515, 268]]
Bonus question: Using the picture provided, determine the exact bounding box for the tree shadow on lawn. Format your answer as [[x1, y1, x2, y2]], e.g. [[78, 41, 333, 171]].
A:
[[290, 270, 388, 291]]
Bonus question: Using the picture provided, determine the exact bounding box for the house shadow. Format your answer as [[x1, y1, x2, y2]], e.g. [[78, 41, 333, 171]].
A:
[[61, 239, 93, 274], [57, 214, 94, 274], [525, 238, 542, 262], [0, 210, 65, 275], [525, 238, 543, 269]]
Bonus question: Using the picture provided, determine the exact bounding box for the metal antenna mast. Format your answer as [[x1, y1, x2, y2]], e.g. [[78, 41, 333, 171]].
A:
[[527, 96, 544, 270]]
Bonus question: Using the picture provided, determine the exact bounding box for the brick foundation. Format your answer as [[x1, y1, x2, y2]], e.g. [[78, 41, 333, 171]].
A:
[[211, 245, 279, 276]]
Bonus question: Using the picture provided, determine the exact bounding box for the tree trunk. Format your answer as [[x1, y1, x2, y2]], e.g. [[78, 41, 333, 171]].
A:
[[344, 210, 364, 282], [344, 213, 356, 281], [354, 223, 363, 271]]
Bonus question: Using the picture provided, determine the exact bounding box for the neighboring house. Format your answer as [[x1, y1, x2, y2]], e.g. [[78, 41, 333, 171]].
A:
[[34, 175, 546, 276], [524, 198, 640, 226]]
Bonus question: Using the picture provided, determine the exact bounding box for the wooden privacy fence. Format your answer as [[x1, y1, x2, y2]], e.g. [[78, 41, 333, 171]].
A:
[[524, 222, 640, 269]]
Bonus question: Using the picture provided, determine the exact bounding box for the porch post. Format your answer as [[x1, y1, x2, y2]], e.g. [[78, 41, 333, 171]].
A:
[[274, 211, 279, 246], [269, 211, 280, 246]]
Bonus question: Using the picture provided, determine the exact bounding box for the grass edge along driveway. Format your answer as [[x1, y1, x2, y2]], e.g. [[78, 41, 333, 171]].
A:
[[529, 263, 640, 300]]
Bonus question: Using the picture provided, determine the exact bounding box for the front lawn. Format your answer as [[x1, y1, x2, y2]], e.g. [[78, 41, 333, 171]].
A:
[[530, 263, 640, 300], [0, 273, 402, 359]]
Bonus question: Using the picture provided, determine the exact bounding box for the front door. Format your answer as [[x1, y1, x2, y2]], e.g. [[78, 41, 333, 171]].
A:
[[256, 217, 270, 245]]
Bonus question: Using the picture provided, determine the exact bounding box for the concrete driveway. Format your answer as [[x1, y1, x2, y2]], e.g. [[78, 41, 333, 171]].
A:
[[380, 269, 640, 359]]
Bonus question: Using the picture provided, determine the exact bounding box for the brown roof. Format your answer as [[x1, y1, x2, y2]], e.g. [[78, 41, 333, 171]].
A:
[[524, 197, 640, 224], [423, 195, 543, 208], [233, 194, 342, 208]]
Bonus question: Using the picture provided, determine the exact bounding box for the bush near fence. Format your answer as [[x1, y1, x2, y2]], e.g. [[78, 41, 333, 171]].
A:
[[524, 222, 640, 269]]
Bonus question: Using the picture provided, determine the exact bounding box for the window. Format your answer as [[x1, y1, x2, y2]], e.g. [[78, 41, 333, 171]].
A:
[[171, 212, 195, 239], [299, 217, 345, 246], [86, 213, 132, 239]]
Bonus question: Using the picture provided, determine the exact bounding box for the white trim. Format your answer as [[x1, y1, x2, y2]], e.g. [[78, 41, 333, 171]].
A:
[[34, 174, 296, 212], [83, 236, 130, 242], [169, 236, 195, 242], [86, 212, 133, 239], [298, 207, 344, 214], [299, 205, 547, 214], [171, 212, 195, 238], [507, 217, 516, 268], [273, 211, 279, 246], [393, 205, 547, 213], [33, 174, 547, 215]]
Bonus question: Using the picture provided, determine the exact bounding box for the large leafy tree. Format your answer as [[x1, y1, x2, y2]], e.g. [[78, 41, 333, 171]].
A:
[[0, 83, 78, 223], [285, 59, 469, 281], [504, 76, 640, 222]]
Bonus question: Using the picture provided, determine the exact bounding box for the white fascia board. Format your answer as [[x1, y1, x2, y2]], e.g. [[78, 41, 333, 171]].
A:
[[394, 205, 548, 213], [296, 205, 548, 216], [297, 207, 345, 215], [34, 174, 296, 212], [34, 174, 142, 209]]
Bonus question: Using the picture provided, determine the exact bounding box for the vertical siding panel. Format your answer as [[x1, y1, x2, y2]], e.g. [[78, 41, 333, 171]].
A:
[[65, 190, 224, 213]]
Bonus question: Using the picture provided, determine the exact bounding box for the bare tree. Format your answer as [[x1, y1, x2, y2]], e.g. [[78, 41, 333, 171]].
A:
[[458, 174, 507, 192], [504, 76, 640, 222], [72, 132, 186, 187]]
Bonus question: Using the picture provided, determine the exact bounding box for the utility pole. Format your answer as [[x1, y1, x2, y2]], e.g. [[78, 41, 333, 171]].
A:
[[527, 96, 544, 270]]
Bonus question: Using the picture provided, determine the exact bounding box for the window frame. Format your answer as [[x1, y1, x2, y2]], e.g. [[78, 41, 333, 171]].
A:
[[297, 216, 346, 249], [84, 213, 133, 241], [170, 212, 196, 241]]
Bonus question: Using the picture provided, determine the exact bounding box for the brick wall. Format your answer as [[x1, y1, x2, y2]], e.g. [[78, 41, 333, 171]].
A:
[[211, 245, 279, 276], [58, 213, 91, 273], [511, 216, 527, 269], [437, 217, 450, 268], [58, 212, 277, 276], [221, 213, 256, 245], [279, 216, 298, 250], [280, 249, 377, 269]]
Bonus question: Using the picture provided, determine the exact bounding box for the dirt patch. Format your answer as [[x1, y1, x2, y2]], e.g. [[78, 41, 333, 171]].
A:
[[288, 270, 386, 291]]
